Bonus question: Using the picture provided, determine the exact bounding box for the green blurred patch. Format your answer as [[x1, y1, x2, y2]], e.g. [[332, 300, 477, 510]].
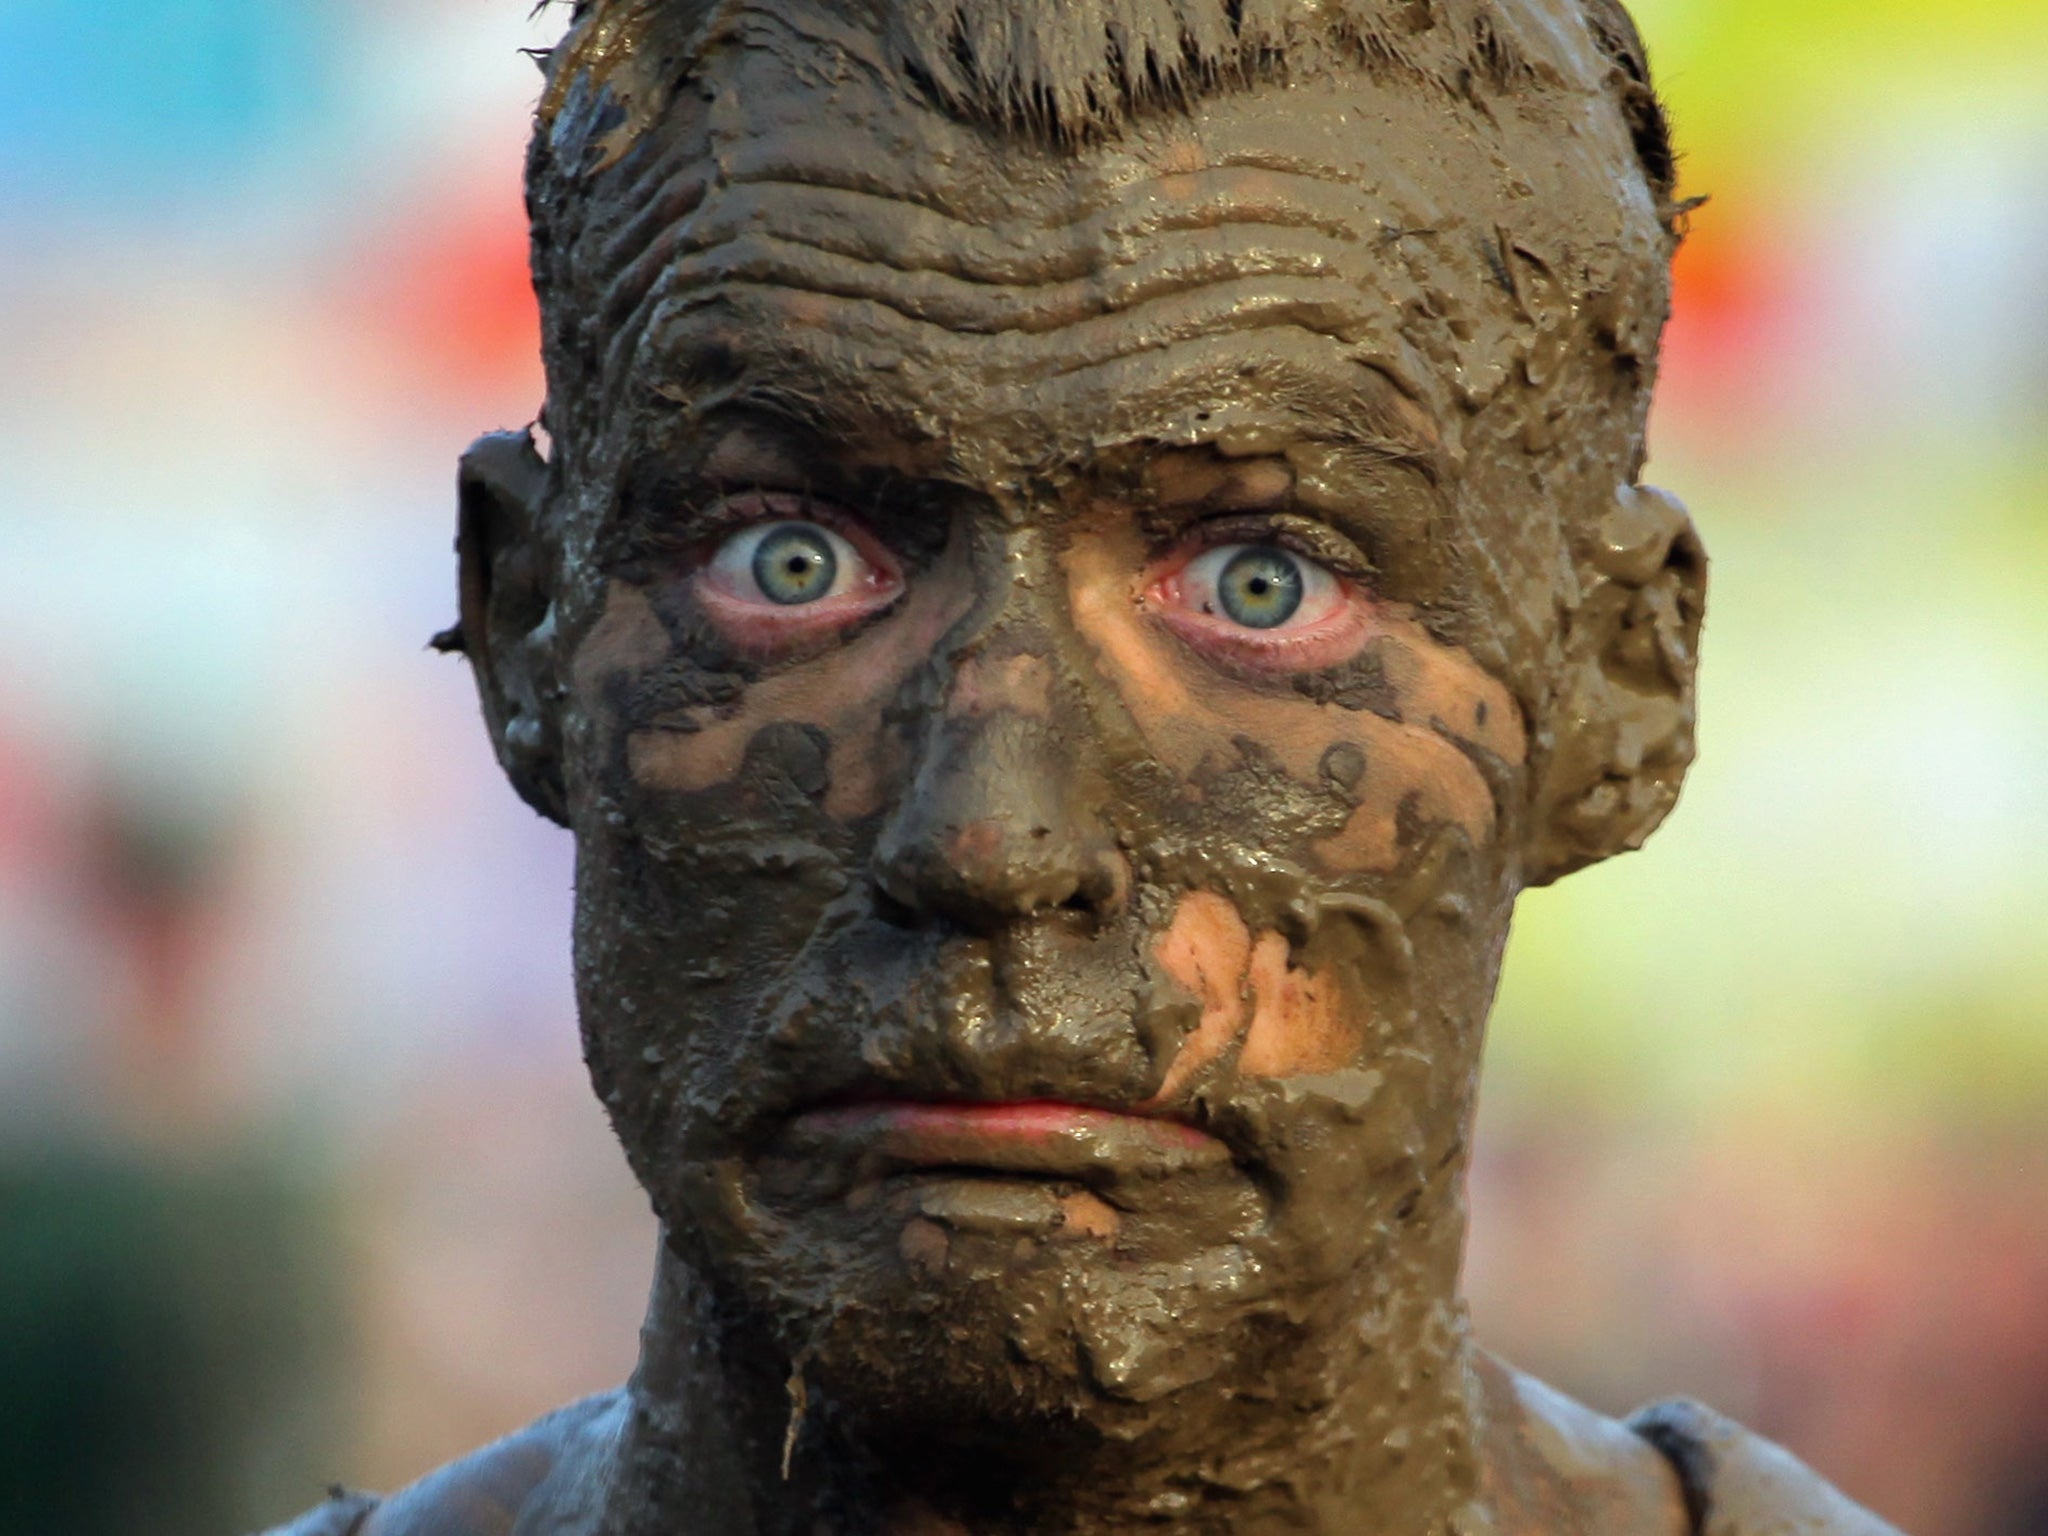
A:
[[0, 1147, 348, 1536]]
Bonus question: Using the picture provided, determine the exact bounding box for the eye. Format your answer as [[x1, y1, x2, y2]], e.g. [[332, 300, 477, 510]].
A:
[[709, 520, 859, 606], [1146, 537, 1371, 675], [693, 505, 904, 649], [1177, 543, 1338, 631]]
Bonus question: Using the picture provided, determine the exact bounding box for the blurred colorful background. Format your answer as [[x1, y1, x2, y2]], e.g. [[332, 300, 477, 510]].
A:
[[2, 2, 2044, 1532]]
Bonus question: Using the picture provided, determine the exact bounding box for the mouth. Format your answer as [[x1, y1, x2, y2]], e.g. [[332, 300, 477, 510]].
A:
[[777, 1099, 1232, 1184]]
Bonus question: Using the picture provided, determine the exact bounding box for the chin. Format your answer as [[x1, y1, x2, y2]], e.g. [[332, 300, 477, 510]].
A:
[[679, 1158, 1326, 1445]]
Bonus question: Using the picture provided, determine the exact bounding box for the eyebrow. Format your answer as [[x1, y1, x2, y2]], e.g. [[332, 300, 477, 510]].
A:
[[650, 357, 872, 451], [1354, 383, 1445, 476], [1091, 358, 1448, 487], [647, 324, 1448, 491]]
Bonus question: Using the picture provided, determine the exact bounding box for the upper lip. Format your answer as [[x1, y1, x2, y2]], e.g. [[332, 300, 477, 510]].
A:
[[777, 1098, 1233, 1182]]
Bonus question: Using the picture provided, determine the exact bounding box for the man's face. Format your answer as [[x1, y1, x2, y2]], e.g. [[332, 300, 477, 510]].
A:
[[532, 27, 1629, 1436]]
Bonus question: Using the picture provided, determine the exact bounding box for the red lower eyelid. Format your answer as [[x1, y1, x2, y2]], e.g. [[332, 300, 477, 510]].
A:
[[693, 574, 904, 653], [1147, 586, 1375, 673]]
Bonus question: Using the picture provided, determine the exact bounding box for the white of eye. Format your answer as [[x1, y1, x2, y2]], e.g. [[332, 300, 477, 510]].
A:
[[707, 520, 865, 606]]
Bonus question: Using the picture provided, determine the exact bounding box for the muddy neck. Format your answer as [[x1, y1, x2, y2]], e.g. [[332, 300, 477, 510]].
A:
[[599, 1215, 1489, 1536]]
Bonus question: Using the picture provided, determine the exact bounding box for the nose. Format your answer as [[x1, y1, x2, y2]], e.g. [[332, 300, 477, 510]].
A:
[[870, 640, 1126, 933]]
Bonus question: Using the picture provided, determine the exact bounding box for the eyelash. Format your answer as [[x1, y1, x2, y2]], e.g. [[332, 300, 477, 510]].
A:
[[1174, 513, 1373, 580]]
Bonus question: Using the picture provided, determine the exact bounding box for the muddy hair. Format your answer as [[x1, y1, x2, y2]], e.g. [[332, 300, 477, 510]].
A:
[[534, 0, 1680, 220]]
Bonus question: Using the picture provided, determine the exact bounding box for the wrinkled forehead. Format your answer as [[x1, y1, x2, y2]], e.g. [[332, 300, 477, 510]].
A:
[[542, 9, 1658, 490]]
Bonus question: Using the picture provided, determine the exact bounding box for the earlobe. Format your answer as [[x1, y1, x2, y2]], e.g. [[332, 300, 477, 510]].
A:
[[1524, 483, 1707, 887], [454, 430, 570, 826]]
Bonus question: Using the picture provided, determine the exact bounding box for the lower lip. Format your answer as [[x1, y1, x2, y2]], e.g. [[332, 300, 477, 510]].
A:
[[782, 1100, 1229, 1179]]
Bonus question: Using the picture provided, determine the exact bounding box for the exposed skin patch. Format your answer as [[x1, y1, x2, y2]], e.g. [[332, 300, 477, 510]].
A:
[[1142, 448, 1296, 510], [947, 651, 1054, 718], [1153, 135, 1207, 177], [1240, 931, 1357, 1078], [946, 819, 1006, 870], [1310, 725, 1500, 870], [1152, 891, 1362, 1089], [1148, 889, 1254, 1102], [1056, 1190, 1122, 1243]]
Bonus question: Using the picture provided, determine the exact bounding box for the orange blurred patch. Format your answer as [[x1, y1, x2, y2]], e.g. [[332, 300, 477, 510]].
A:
[[1658, 205, 1798, 433], [344, 150, 546, 416], [392, 194, 543, 399]]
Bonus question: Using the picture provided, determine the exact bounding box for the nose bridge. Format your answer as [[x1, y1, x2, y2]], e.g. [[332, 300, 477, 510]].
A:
[[872, 541, 1123, 928], [917, 517, 1080, 758]]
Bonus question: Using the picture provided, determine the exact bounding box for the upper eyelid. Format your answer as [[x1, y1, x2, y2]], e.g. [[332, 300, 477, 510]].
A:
[[679, 487, 872, 546], [1160, 511, 1373, 580], [700, 495, 908, 589], [712, 486, 830, 521]]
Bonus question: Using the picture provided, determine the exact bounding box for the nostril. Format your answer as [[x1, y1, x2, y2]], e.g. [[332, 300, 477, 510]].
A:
[[870, 873, 933, 932], [870, 786, 1127, 931], [1081, 848, 1131, 919]]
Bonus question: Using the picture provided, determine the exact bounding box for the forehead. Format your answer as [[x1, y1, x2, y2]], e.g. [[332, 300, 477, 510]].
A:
[[558, 17, 1636, 487]]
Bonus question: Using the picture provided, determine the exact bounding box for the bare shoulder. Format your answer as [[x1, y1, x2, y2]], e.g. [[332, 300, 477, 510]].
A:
[[253, 1391, 627, 1536], [1628, 1397, 1906, 1536], [252, 1488, 380, 1536], [1476, 1351, 1691, 1535]]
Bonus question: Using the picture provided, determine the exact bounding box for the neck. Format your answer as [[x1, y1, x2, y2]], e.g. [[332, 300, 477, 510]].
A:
[[598, 1217, 1492, 1536]]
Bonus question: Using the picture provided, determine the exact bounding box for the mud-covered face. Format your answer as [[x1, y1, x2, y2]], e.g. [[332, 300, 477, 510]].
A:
[[519, 21, 1672, 1449]]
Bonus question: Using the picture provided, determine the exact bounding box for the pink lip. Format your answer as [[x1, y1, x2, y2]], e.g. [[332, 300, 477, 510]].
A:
[[782, 1099, 1229, 1180]]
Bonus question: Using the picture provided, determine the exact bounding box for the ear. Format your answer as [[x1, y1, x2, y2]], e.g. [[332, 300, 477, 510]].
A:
[[444, 430, 570, 826], [1524, 483, 1707, 887]]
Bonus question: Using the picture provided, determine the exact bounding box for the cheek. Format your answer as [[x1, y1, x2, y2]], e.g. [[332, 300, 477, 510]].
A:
[[1148, 891, 1363, 1095], [572, 569, 970, 820], [1305, 635, 1525, 870], [1148, 890, 1253, 1102], [1066, 535, 1525, 874], [1308, 719, 1485, 870], [1239, 931, 1352, 1076]]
